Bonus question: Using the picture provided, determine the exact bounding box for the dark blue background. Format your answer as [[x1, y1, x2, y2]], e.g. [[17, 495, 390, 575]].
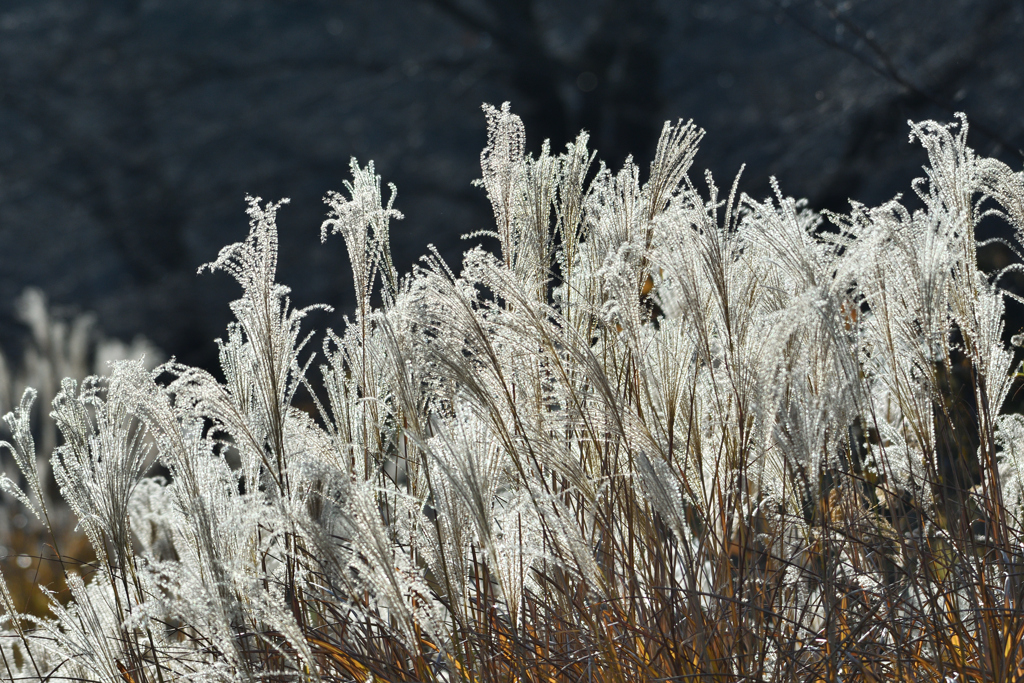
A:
[[1, 0, 1021, 371]]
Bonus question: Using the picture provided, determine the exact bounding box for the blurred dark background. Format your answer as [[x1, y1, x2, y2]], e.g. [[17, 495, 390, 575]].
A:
[[1, 0, 1023, 373]]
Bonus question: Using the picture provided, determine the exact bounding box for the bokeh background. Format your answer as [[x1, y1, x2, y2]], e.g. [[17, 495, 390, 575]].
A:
[[1, 0, 1023, 375]]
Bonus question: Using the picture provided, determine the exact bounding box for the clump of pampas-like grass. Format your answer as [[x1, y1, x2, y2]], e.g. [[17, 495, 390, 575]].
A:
[[2, 104, 1024, 682]]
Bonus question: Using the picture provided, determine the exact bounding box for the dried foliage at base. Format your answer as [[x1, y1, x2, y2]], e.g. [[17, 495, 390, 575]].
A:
[[3, 104, 1024, 682]]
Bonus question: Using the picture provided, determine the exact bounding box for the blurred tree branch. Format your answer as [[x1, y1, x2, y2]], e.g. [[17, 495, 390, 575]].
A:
[[773, 0, 1024, 161]]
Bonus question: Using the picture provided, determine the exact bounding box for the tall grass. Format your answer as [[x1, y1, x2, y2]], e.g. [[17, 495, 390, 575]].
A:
[[2, 104, 1024, 682]]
